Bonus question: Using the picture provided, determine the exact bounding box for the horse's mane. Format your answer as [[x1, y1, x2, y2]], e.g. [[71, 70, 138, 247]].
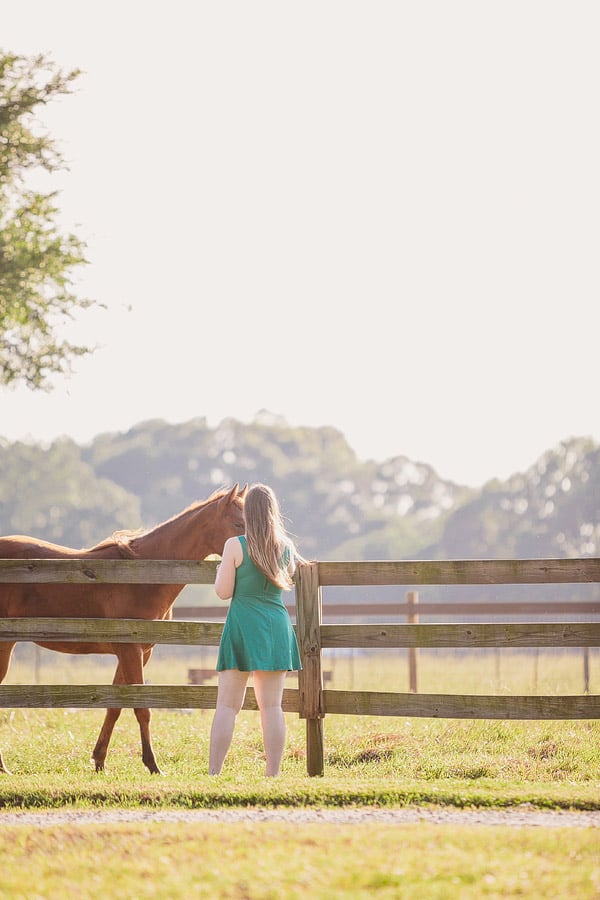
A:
[[87, 489, 231, 557], [171, 488, 231, 522], [87, 530, 143, 557]]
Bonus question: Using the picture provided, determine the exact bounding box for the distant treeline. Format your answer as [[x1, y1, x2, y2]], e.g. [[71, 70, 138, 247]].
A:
[[1, 417, 598, 592]]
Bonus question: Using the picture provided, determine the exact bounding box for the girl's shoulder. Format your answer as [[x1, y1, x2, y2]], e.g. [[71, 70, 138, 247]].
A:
[[223, 535, 245, 564]]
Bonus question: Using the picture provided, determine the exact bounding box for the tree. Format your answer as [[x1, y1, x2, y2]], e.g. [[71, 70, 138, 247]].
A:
[[0, 51, 97, 389]]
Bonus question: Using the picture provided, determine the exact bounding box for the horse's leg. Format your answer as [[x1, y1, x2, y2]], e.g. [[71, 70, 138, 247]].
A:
[[134, 646, 161, 775], [104, 645, 161, 774], [0, 643, 16, 774], [91, 662, 125, 773]]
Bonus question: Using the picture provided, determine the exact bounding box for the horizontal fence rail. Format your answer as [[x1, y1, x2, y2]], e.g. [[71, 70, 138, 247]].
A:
[[0, 685, 598, 721], [0, 618, 224, 646], [0, 684, 299, 713], [319, 622, 600, 649], [1, 555, 599, 776], [176, 601, 600, 619], [316, 559, 600, 585], [321, 691, 600, 719], [1, 618, 598, 649], [1, 557, 599, 585], [0, 559, 218, 584]]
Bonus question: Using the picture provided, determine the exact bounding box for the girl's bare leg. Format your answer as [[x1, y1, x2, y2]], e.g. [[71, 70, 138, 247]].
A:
[[208, 669, 249, 775], [253, 670, 287, 777]]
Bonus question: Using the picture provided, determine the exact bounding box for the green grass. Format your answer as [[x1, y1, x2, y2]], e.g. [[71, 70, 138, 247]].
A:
[[1, 648, 598, 810], [0, 708, 598, 811], [1, 650, 599, 899], [0, 820, 598, 899]]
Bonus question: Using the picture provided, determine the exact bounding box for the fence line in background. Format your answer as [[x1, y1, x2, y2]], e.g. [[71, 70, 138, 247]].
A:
[[1, 556, 599, 775]]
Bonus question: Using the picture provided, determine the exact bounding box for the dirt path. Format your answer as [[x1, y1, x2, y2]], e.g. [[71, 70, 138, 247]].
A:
[[1, 806, 598, 828]]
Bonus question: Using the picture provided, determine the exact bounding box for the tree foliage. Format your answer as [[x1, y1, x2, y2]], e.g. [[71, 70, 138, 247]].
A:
[[0, 51, 95, 389], [0, 437, 142, 549], [2, 415, 596, 566], [0, 419, 597, 607]]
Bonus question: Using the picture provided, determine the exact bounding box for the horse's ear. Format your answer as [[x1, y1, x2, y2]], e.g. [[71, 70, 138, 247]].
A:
[[238, 483, 248, 500], [226, 484, 240, 504]]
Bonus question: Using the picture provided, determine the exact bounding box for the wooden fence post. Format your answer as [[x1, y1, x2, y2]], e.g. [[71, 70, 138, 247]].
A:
[[295, 561, 325, 776], [583, 647, 590, 694], [407, 590, 419, 693]]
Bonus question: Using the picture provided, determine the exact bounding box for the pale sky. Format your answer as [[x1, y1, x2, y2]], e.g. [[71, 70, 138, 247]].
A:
[[1, 1, 598, 487]]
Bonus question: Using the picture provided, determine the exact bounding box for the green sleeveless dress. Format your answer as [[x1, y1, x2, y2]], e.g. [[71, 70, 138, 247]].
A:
[[216, 536, 302, 672]]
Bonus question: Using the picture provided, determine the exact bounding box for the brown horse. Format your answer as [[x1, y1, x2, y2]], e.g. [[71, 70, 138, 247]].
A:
[[0, 483, 247, 775]]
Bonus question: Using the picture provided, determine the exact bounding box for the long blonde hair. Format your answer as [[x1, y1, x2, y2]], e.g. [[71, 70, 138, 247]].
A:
[[244, 483, 300, 591]]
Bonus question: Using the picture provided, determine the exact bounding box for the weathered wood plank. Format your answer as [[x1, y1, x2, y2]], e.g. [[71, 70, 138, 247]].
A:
[[3, 619, 598, 649], [0, 684, 300, 713], [295, 563, 325, 777], [0, 618, 224, 645], [0, 559, 217, 584], [407, 590, 419, 693], [2, 557, 598, 586], [318, 558, 600, 586], [323, 690, 600, 719], [306, 719, 324, 778], [175, 601, 600, 619], [296, 563, 325, 721], [1, 684, 596, 720], [320, 622, 600, 649]]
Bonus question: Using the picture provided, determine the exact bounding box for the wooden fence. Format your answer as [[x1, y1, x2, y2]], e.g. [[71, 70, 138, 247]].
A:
[[1, 556, 599, 776]]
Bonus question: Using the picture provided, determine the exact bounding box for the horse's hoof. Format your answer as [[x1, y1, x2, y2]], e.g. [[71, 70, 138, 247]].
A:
[[143, 754, 163, 775]]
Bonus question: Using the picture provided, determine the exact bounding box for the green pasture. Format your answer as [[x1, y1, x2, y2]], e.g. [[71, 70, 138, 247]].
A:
[[0, 819, 598, 899], [1, 649, 599, 898], [1, 707, 599, 811], [1, 647, 598, 809]]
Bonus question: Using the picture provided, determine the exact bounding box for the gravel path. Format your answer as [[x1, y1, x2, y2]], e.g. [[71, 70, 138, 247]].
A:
[[1, 806, 598, 828]]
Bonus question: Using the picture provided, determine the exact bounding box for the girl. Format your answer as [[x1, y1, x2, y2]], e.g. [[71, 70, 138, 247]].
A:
[[208, 483, 303, 776]]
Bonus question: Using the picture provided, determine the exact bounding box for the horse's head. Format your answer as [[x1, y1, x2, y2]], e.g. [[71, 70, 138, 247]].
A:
[[129, 484, 248, 561], [211, 483, 247, 555]]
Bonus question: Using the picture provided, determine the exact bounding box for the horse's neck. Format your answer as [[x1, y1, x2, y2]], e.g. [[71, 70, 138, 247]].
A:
[[135, 506, 214, 560]]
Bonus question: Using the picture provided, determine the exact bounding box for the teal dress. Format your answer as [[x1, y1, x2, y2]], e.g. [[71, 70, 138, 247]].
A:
[[216, 536, 302, 673]]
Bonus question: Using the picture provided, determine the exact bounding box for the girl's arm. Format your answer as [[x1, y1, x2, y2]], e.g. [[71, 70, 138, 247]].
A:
[[215, 536, 243, 600]]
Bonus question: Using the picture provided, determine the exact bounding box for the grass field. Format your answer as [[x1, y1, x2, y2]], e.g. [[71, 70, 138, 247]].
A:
[[1, 648, 598, 898], [1, 647, 598, 803], [0, 819, 598, 899]]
